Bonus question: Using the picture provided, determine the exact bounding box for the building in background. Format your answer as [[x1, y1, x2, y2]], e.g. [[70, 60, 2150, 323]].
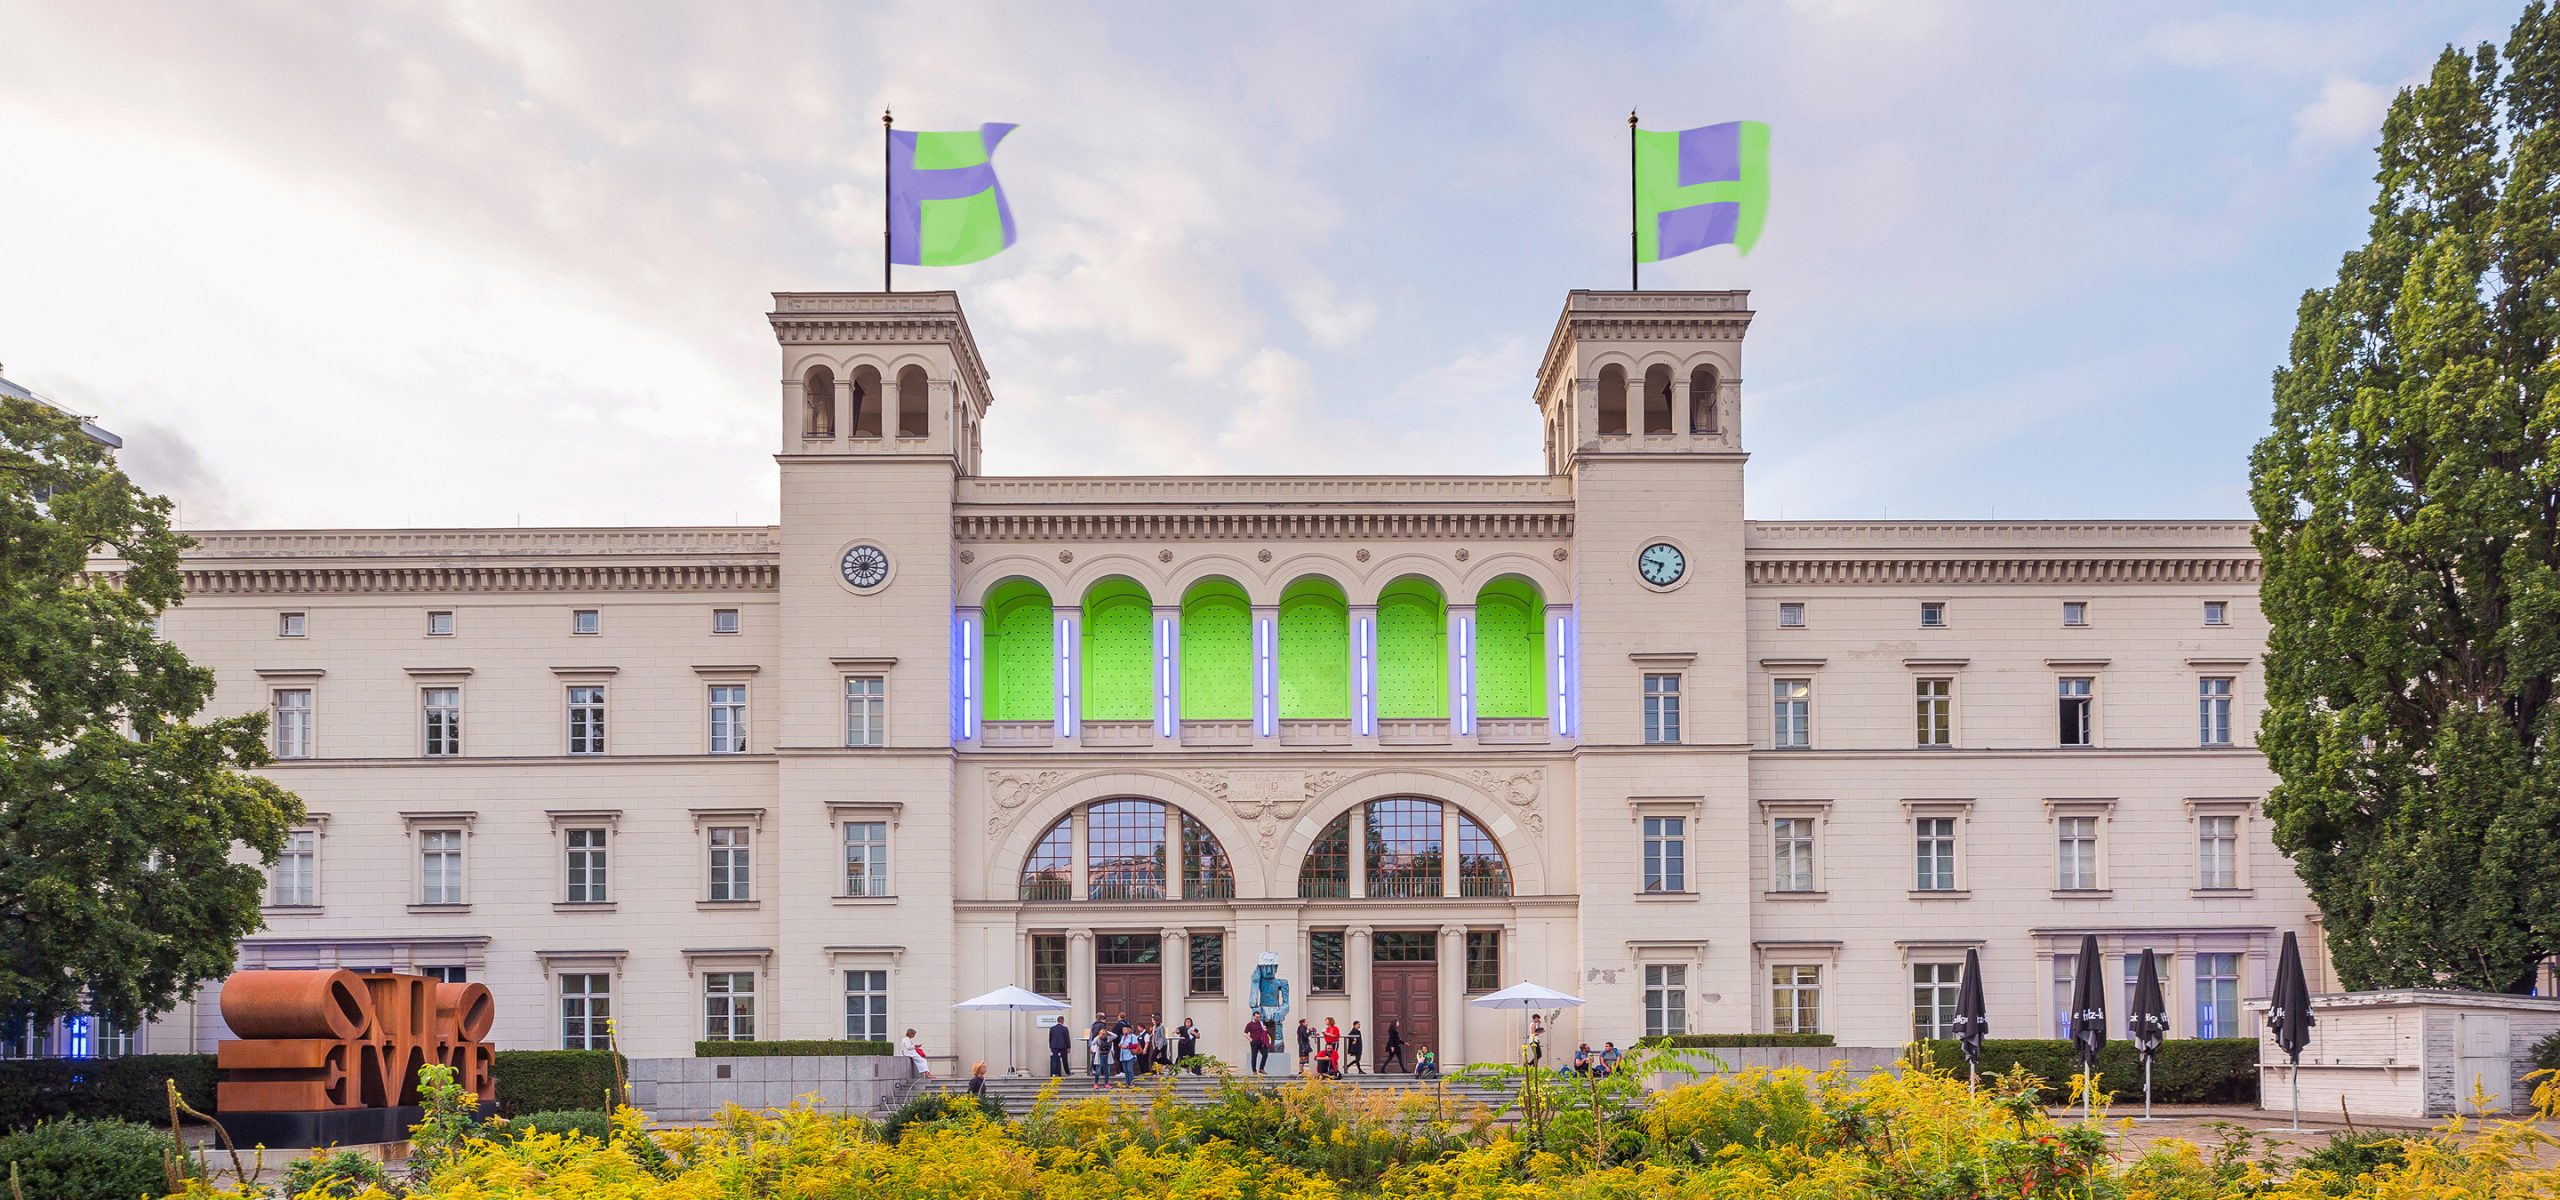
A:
[[2, 365, 122, 449]]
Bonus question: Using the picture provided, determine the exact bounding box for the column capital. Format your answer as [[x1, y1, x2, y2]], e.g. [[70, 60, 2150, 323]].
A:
[[1347, 925, 1374, 940], [1159, 927, 1188, 942], [1440, 924, 1469, 940], [1067, 929, 1094, 942]]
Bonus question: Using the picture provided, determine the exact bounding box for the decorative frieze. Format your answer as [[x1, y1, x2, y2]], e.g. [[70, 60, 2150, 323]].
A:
[[1745, 556, 2259, 587], [953, 509, 1571, 543]]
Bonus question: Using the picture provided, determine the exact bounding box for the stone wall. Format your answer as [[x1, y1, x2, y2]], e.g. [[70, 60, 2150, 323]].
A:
[[628, 1055, 918, 1124]]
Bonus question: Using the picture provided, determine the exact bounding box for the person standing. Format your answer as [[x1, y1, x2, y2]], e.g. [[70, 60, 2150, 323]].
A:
[[1344, 1021, 1366, 1074], [1245, 1015, 1270, 1074], [1526, 1015, 1545, 1067], [1321, 1017, 1342, 1069], [1381, 1021, 1408, 1072], [1295, 1018, 1314, 1069], [1176, 1018, 1200, 1071], [1118, 1022, 1141, 1086], [1048, 1018, 1072, 1077], [1090, 1025, 1113, 1090], [967, 1061, 988, 1097]]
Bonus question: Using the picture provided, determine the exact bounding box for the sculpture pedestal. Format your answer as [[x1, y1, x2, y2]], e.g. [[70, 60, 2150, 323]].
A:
[[218, 1101, 495, 1150]]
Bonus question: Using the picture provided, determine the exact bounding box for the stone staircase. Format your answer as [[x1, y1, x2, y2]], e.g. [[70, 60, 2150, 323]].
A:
[[919, 1068, 1521, 1114]]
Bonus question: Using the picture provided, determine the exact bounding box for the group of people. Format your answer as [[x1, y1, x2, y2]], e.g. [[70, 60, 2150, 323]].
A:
[[1244, 1015, 1439, 1080], [1522, 1017, 1623, 1078], [1049, 1012, 1203, 1087]]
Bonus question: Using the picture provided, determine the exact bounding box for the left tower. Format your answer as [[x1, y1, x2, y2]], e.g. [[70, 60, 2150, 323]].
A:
[[768, 292, 990, 1048]]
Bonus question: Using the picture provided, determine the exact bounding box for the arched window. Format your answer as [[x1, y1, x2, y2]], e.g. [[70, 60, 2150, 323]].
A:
[[1642, 364, 1674, 435], [1081, 577, 1153, 722], [1690, 365, 1719, 434], [1366, 797, 1444, 898], [1474, 577, 1546, 719], [1457, 812, 1512, 897], [1278, 577, 1348, 721], [1180, 578, 1252, 721], [849, 365, 884, 438], [1296, 798, 1514, 899], [803, 366, 836, 437], [1017, 799, 1235, 901], [1299, 814, 1351, 898], [896, 365, 930, 438], [983, 579, 1054, 722], [1597, 365, 1628, 437], [1376, 576, 1446, 719]]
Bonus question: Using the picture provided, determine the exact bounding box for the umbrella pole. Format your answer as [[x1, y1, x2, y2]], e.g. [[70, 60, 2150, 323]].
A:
[[2291, 1063, 2301, 1132], [2144, 1058, 2152, 1121]]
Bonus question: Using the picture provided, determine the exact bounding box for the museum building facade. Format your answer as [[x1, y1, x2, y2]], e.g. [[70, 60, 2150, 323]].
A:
[[108, 289, 2312, 1068]]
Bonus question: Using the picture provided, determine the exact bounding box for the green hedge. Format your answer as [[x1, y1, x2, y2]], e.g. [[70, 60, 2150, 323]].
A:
[[492, 1050, 623, 1116], [0, 1119, 184, 1200], [0, 1055, 219, 1130], [1635, 1034, 1837, 1049], [1911, 1038, 2259, 1104], [694, 1039, 894, 1058]]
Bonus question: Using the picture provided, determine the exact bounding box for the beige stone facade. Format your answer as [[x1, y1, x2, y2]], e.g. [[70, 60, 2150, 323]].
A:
[[119, 289, 2311, 1069]]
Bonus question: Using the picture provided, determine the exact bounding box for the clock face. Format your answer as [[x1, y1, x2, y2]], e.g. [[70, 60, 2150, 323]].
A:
[[1638, 542, 1686, 587], [839, 544, 890, 590]]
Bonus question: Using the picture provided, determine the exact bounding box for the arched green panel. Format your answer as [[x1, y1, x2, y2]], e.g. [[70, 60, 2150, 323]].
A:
[[1180, 578, 1252, 721], [984, 579, 1054, 722], [1278, 578, 1348, 720], [1377, 576, 1447, 719], [1081, 576, 1154, 722], [1475, 577, 1547, 719]]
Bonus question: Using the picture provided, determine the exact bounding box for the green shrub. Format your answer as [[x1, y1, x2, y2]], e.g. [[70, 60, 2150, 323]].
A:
[[497, 1109, 612, 1143], [491, 1050, 623, 1116], [2531, 1029, 2560, 1076], [694, 1039, 894, 1057], [279, 1147, 389, 1198], [0, 1119, 181, 1200], [1910, 1038, 2259, 1104], [880, 1092, 1002, 1142], [0, 1054, 219, 1130], [1633, 1033, 1835, 1049], [2288, 1131, 2430, 1193]]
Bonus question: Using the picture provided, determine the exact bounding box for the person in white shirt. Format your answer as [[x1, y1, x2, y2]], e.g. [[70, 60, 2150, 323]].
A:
[[897, 1027, 932, 1078]]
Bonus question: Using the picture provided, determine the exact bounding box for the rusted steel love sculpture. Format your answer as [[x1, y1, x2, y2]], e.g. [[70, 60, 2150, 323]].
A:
[[217, 969, 495, 1113]]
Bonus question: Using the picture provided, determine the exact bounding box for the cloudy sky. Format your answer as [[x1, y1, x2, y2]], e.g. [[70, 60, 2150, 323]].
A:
[[0, 1, 2524, 529]]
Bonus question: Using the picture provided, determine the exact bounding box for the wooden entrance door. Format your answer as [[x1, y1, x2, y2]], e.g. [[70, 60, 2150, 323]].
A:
[[1372, 963, 1439, 1070], [1093, 933, 1164, 1026]]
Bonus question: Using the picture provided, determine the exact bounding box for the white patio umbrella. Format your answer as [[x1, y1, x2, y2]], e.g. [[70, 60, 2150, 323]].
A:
[[1467, 981, 1586, 1068], [951, 985, 1070, 1076]]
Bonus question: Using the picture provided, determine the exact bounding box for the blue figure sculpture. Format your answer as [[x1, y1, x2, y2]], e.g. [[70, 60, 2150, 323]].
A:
[[1251, 951, 1290, 1074]]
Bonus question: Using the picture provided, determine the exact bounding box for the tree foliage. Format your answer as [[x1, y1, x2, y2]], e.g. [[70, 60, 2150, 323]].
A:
[[0, 395, 299, 1026], [2252, 3, 2560, 992]]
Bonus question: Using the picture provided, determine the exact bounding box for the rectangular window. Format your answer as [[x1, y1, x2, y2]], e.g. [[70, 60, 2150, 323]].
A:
[[421, 965, 468, 984], [707, 826, 752, 901], [426, 611, 454, 637], [1188, 932, 1224, 995], [844, 969, 889, 1041], [419, 829, 463, 905], [1031, 934, 1067, 997], [2058, 677, 2093, 746], [567, 686, 606, 756], [2053, 953, 2076, 1038], [560, 974, 612, 1050], [709, 685, 748, 753], [1772, 817, 1816, 892], [844, 676, 885, 748], [2199, 677, 2234, 746], [564, 828, 608, 904], [1915, 677, 1952, 747], [1919, 601, 1945, 628], [842, 821, 889, 897], [1643, 964, 1688, 1038], [271, 688, 313, 759], [1642, 815, 1687, 893], [572, 609, 601, 635], [702, 972, 755, 1042], [2196, 953, 2241, 1038], [1912, 962, 1961, 1040], [271, 829, 317, 906], [1772, 679, 1811, 748], [1642, 673, 1682, 745], [1914, 817, 1957, 891], [2062, 601, 2088, 627], [1466, 930, 1501, 992], [712, 608, 742, 634], [2057, 815, 2099, 890], [1309, 930, 1345, 993], [1771, 965, 1821, 1034], [278, 612, 306, 638], [2204, 600, 2228, 626], [422, 688, 461, 757], [2197, 815, 2239, 888], [1777, 602, 1806, 628]]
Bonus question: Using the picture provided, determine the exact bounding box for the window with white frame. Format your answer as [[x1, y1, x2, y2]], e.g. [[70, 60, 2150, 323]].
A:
[[560, 973, 612, 1049], [2058, 677, 2093, 746], [709, 685, 748, 753], [843, 821, 890, 897], [2203, 600, 2229, 626], [272, 688, 313, 759], [1642, 673, 1681, 744], [707, 826, 752, 901], [1913, 817, 1957, 891], [712, 608, 742, 635], [2199, 677, 2234, 745], [2062, 601, 2088, 627], [1642, 815, 1687, 892], [1920, 601, 1946, 627], [2196, 814, 2239, 888], [572, 609, 601, 635], [1771, 965, 1821, 1034], [2051, 953, 2079, 1038], [1777, 602, 1806, 628], [1772, 816, 1816, 892], [1912, 963, 1961, 1040], [422, 688, 461, 757], [2195, 953, 2241, 1037], [702, 972, 756, 1041], [567, 686, 606, 756], [2056, 815, 2100, 890], [278, 611, 306, 638], [421, 965, 468, 983], [1915, 677, 1952, 747], [844, 969, 889, 1041], [1772, 678, 1811, 748], [271, 829, 317, 906], [419, 829, 464, 905], [844, 676, 885, 748], [1643, 964, 1687, 1037], [564, 828, 609, 903], [427, 611, 454, 637]]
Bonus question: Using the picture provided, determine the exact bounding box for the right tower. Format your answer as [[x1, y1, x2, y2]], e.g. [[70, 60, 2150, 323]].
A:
[[1537, 289, 1757, 1035]]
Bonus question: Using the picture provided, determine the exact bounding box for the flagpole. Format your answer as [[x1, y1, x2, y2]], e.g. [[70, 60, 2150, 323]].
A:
[[1627, 109, 1638, 291], [882, 107, 894, 293]]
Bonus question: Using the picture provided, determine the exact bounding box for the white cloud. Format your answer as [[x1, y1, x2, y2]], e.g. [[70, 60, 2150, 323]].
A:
[[2294, 76, 2397, 151]]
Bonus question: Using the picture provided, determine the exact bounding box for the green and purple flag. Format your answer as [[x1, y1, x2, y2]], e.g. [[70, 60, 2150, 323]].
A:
[[889, 122, 1018, 267], [1634, 120, 1768, 261]]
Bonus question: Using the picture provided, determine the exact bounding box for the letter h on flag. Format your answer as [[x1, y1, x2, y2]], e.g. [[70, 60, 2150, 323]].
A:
[[1635, 120, 1768, 261], [889, 123, 1018, 267]]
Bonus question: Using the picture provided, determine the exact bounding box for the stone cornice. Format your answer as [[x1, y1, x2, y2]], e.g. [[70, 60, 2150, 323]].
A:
[[1747, 520, 2256, 548], [956, 510, 1571, 542], [768, 291, 994, 412], [96, 526, 784, 597], [1746, 556, 2259, 587], [956, 475, 1573, 541], [170, 562, 777, 596]]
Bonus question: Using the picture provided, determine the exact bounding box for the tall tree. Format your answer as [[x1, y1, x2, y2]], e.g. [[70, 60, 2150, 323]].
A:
[[1, 394, 300, 1028], [2253, 3, 2560, 993]]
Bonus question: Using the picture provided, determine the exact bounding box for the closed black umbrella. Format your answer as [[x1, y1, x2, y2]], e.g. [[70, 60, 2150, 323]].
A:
[[1951, 947, 1989, 1090], [2068, 934, 2106, 1119], [2130, 948, 2170, 1119], [2268, 931, 2317, 1130]]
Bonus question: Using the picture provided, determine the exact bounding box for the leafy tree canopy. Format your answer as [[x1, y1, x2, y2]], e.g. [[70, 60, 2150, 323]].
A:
[[2252, 2, 2560, 992], [0, 394, 299, 1026]]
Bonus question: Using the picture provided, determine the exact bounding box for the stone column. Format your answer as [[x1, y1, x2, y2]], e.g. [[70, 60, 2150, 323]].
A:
[[1439, 924, 1470, 1067], [1066, 930, 1095, 1070], [1346, 925, 1374, 1067], [1158, 928, 1187, 1055], [1068, 811, 1089, 904]]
